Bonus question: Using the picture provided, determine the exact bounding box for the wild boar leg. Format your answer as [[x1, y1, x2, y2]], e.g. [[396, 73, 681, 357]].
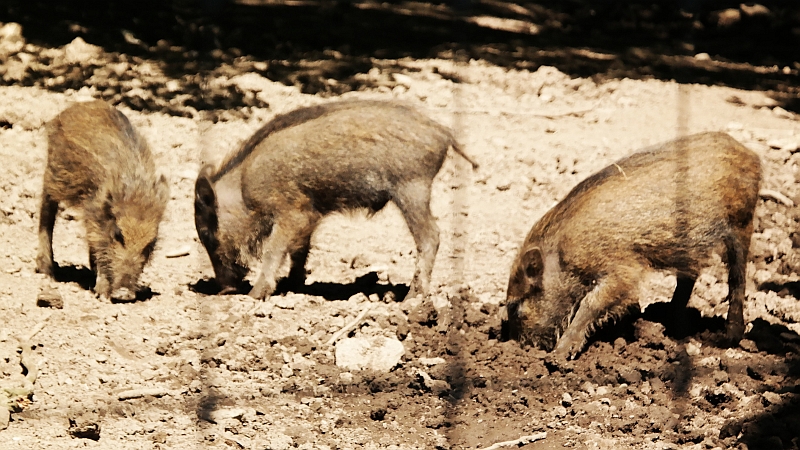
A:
[[724, 229, 749, 344], [286, 235, 311, 288], [394, 180, 439, 300], [35, 193, 59, 276], [249, 210, 317, 300], [553, 264, 645, 359], [94, 262, 112, 298]]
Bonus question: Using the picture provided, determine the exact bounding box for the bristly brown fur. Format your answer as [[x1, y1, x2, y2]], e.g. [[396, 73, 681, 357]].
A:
[[37, 100, 169, 299], [504, 132, 761, 359], [195, 99, 478, 300]]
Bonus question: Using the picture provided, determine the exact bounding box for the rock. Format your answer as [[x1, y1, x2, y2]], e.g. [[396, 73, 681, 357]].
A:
[[63, 37, 102, 65], [740, 3, 770, 17], [415, 369, 451, 396], [714, 8, 741, 27], [419, 357, 446, 366], [766, 138, 799, 152], [165, 245, 191, 258], [694, 52, 711, 61], [561, 392, 573, 407], [762, 391, 781, 405], [37, 284, 63, 309], [335, 336, 405, 372], [204, 408, 248, 424], [0, 23, 24, 58], [772, 106, 794, 120], [68, 416, 101, 440], [685, 341, 702, 356]]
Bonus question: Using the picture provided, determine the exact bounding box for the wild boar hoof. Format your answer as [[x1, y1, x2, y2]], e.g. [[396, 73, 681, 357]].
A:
[[248, 279, 275, 300], [35, 258, 54, 276], [94, 278, 110, 299], [110, 287, 137, 302]]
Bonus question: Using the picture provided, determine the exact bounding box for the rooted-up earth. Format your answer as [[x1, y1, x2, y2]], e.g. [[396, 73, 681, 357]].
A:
[[1, 3, 800, 449]]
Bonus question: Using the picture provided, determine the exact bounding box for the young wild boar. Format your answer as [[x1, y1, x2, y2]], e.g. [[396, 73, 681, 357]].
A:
[[504, 132, 761, 359], [36, 100, 169, 301], [194, 100, 478, 300]]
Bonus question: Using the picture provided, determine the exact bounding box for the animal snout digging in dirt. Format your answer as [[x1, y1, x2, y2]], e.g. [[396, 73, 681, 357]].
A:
[[36, 100, 170, 301], [503, 132, 761, 360], [194, 100, 478, 301]]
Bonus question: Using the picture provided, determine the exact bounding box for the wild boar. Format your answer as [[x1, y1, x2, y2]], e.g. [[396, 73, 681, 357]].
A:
[[194, 100, 477, 300], [504, 132, 761, 359], [36, 100, 169, 301]]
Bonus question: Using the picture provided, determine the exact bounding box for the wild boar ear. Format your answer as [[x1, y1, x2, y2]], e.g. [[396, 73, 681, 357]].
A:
[[519, 246, 543, 280], [194, 170, 218, 237], [194, 170, 217, 210]]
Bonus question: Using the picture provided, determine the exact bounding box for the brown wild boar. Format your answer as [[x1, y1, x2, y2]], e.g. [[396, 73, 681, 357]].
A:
[[194, 100, 477, 300], [36, 100, 169, 301], [504, 132, 761, 359]]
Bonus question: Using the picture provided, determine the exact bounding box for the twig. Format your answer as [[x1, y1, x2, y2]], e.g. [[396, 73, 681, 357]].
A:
[[326, 304, 373, 346], [23, 313, 52, 343], [760, 189, 794, 207], [427, 104, 596, 119], [118, 388, 171, 400], [478, 432, 547, 450]]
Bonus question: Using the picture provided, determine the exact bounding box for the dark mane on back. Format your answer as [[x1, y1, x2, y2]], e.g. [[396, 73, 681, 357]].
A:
[[211, 100, 387, 182]]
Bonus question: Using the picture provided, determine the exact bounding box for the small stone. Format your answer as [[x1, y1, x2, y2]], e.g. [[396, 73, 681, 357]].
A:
[[335, 336, 405, 372], [68, 416, 101, 441], [338, 372, 354, 384], [772, 106, 794, 120], [714, 9, 741, 27], [205, 408, 247, 424], [561, 392, 573, 407], [165, 245, 191, 258], [63, 37, 102, 64], [685, 341, 702, 356], [762, 391, 782, 405], [554, 405, 568, 418], [419, 357, 446, 366], [37, 285, 63, 309], [712, 370, 729, 385], [694, 52, 711, 61], [739, 339, 758, 352]]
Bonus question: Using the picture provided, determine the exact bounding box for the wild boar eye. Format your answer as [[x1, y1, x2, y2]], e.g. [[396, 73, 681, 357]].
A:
[[113, 227, 125, 246], [143, 240, 156, 259]]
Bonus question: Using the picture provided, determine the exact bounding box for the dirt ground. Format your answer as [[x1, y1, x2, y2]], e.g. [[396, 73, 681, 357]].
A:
[[2, 2, 800, 449]]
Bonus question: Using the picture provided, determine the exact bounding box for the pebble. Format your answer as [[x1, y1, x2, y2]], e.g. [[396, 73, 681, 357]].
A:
[[165, 245, 192, 258], [37, 284, 63, 309], [334, 336, 405, 372]]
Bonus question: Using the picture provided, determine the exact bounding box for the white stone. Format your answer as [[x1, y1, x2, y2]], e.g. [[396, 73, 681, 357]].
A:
[[335, 336, 405, 372]]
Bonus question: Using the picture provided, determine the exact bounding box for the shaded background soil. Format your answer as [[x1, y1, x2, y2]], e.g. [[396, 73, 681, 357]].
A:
[[2, 1, 800, 449]]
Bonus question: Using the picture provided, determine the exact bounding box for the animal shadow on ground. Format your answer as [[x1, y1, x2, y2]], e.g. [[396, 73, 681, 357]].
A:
[[52, 263, 95, 291], [51, 263, 156, 302], [189, 271, 407, 301]]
